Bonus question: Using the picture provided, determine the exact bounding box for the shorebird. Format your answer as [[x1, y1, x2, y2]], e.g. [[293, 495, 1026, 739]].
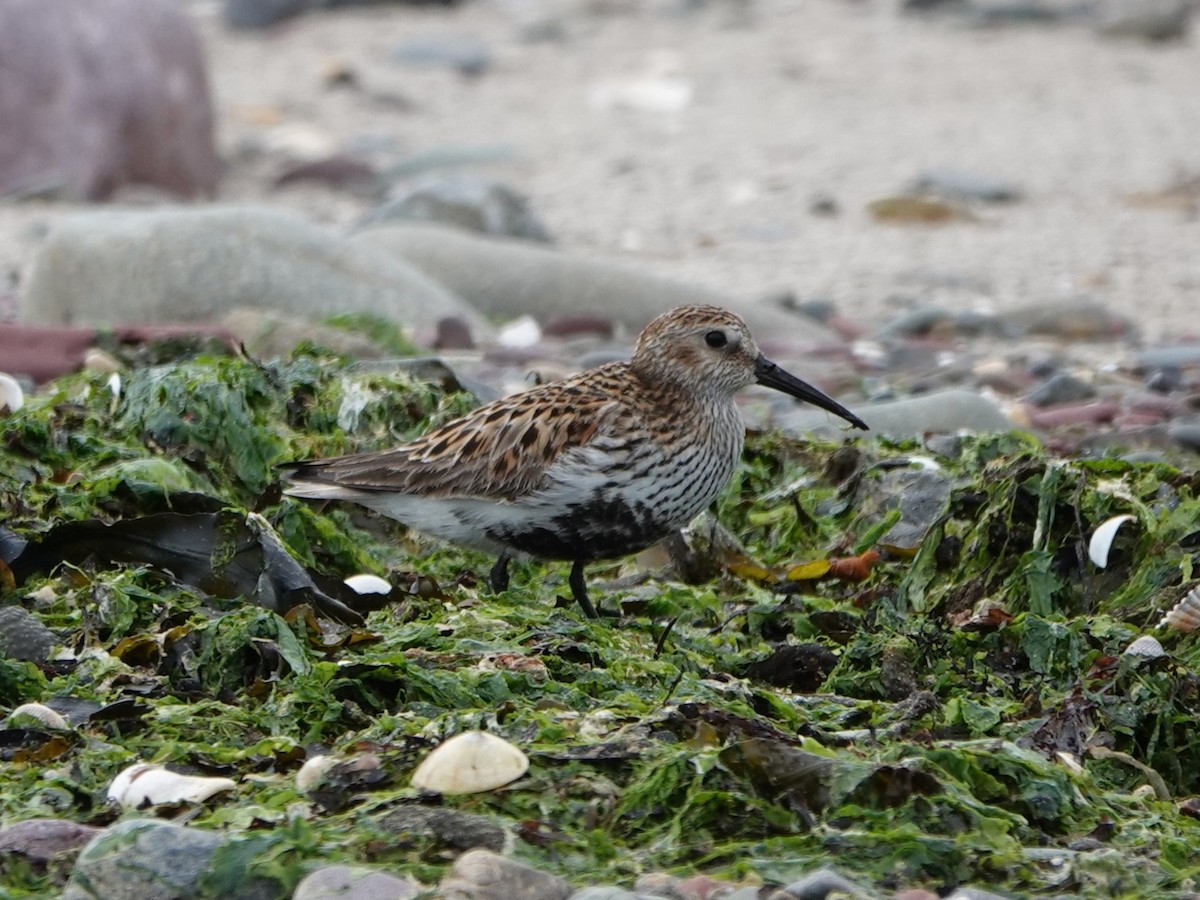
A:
[[279, 305, 867, 618]]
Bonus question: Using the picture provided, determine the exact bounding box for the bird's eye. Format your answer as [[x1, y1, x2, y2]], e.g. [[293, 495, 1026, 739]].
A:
[[705, 330, 728, 349]]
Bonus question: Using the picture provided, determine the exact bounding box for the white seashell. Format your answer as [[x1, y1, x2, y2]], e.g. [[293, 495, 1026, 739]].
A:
[[1160, 587, 1200, 633], [343, 574, 391, 595], [410, 731, 528, 795], [6, 703, 69, 730], [0, 372, 24, 413], [1124, 635, 1165, 659], [295, 755, 342, 792], [1054, 751, 1084, 776], [497, 315, 541, 349], [107, 762, 237, 809], [1088, 514, 1136, 568]]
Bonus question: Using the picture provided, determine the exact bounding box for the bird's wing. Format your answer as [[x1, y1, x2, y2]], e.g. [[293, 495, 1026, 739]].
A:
[[280, 372, 632, 503]]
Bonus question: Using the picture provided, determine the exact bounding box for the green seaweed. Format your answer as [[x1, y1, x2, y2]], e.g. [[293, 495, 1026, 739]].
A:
[[2, 353, 1200, 898]]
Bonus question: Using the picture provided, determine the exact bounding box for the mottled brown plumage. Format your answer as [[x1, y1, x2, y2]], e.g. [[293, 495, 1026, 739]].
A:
[[280, 305, 867, 617]]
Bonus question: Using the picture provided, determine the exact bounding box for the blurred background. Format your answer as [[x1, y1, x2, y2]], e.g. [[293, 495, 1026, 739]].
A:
[[1, 0, 1197, 394]]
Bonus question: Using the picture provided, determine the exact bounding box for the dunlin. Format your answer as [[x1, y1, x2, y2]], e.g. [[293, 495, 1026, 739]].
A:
[[279, 305, 867, 618]]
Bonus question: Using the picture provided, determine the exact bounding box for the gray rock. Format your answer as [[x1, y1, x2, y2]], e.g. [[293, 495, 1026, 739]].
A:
[[1025, 372, 1096, 407], [1167, 420, 1200, 452], [912, 168, 1021, 203], [224, 0, 314, 28], [568, 888, 639, 900], [393, 37, 491, 77], [1095, 0, 1192, 40], [364, 175, 550, 242], [21, 207, 490, 342], [62, 819, 275, 900], [0, 606, 57, 661], [0, 0, 218, 201], [781, 389, 1013, 439], [293, 864, 421, 900], [1135, 345, 1200, 371], [439, 849, 572, 900], [0, 818, 101, 861], [773, 866, 872, 899], [945, 889, 1017, 900], [861, 468, 955, 553], [377, 806, 508, 853], [352, 222, 841, 340]]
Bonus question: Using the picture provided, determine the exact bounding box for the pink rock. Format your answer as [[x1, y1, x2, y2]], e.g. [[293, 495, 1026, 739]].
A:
[[0, 0, 218, 200], [1025, 400, 1121, 429]]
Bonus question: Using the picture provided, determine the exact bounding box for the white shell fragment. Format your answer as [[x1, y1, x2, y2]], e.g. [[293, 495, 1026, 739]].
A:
[[107, 762, 237, 809], [1088, 514, 1136, 568], [0, 372, 24, 413], [343, 574, 391, 595], [6, 703, 69, 731], [295, 755, 342, 792], [1160, 587, 1200, 634], [410, 731, 529, 795], [1124, 635, 1166, 659]]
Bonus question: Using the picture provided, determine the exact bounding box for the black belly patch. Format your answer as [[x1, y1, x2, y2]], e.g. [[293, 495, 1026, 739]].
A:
[[489, 496, 669, 561]]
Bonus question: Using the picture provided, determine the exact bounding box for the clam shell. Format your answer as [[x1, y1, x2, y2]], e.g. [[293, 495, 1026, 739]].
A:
[[295, 755, 341, 792], [1088, 514, 1136, 569], [1124, 635, 1165, 659], [0, 372, 24, 413], [1160, 587, 1200, 633], [343, 574, 391, 595], [6, 703, 69, 731], [410, 731, 529, 795], [107, 762, 236, 809]]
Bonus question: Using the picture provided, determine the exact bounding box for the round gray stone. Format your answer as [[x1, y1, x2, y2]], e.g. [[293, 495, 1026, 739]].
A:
[[351, 222, 840, 341], [21, 207, 490, 342], [781, 389, 1014, 439], [62, 818, 274, 900], [293, 864, 420, 900], [0, 606, 57, 662]]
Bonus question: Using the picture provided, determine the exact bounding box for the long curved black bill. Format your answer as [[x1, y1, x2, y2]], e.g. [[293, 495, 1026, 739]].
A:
[[755, 354, 869, 431]]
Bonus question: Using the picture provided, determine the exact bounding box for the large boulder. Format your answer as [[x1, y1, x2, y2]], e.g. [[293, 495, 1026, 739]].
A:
[[0, 0, 218, 201], [21, 207, 489, 341]]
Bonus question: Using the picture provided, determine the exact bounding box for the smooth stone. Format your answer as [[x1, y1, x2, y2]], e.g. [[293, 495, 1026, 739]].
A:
[[0, 606, 58, 661], [221, 309, 393, 361], [0, 818, 102, 861], [393, 37, 491, 76], [62, 819, 275, 900], [439, 849, 572, 900], [999, 299, 1129, 339], [0, 0, 217, 201], [568, 889, 639, 900], [377, 806, 508, 853], [224, 0, 314, 27], [1135, 345, 1200, 371], [351, 222, 841, 340], [293, 864, 421, 900], [1095, 0, 1192, 40], [780, 389, 1013, 439], [1167, 420, 1200, 452], [945, 889, 1016, 900], [912, 168, 1021, 202], [22, 207, 490, 341], [1025, 372, 1096, 408], [772, 866, 871, 899], [364, 174, 550, 242]]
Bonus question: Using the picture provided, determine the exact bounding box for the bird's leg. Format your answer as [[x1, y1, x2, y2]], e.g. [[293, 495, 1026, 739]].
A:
[[569, 560, 600, 619], [489, 554, 511, 594]]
